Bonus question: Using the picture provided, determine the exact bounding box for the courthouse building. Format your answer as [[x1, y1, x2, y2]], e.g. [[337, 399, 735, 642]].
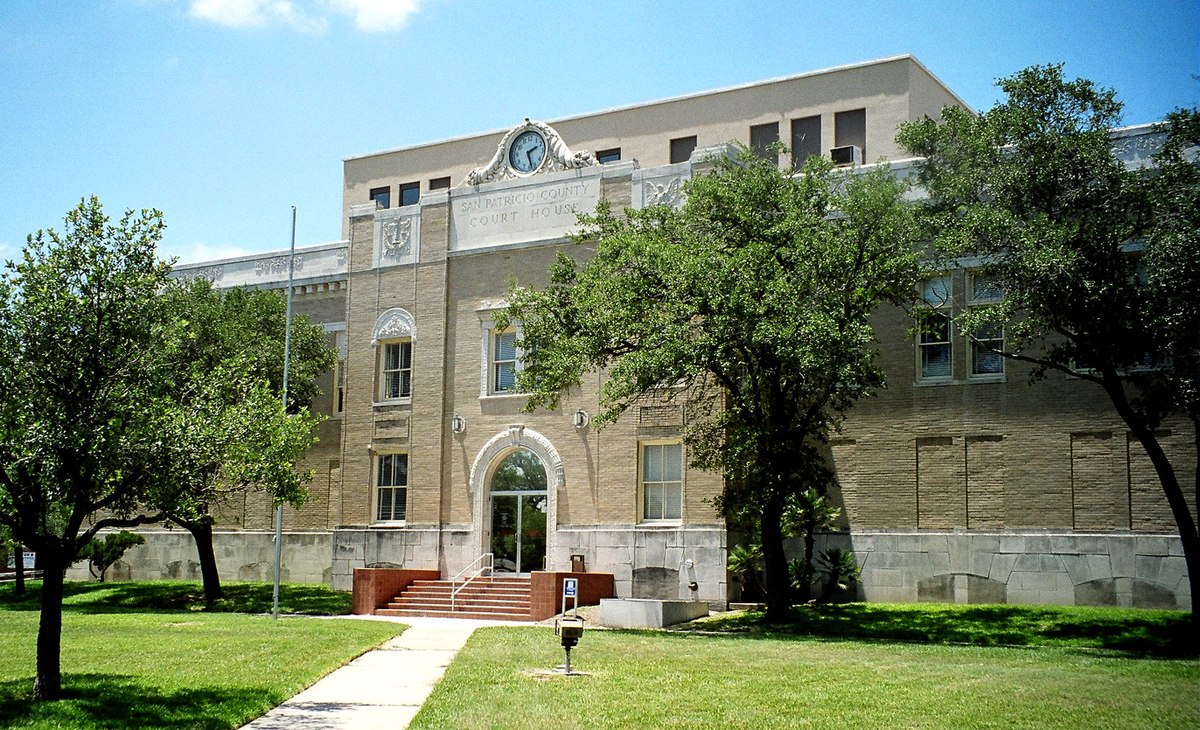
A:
[[114, 55, 1190, 613]]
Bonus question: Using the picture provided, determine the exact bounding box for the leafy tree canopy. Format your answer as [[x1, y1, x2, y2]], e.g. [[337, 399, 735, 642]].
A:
[[898, 64, 1200, 633], [502, 148, 921, 618]]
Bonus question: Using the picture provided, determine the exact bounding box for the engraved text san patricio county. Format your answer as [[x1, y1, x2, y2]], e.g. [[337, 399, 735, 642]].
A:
[[451, 177, 600, 251]]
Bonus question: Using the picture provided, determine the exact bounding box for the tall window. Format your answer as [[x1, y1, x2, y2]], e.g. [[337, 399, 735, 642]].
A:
[[376, 453, 408, 522], [750, 122, 780, 163], [670, 135, 697, 164], [369, 186, 390, 209], [492, 330, 517, 393], [333, 330, 347, 415], [399, 181, 420, 207], [834, 108, 867, 160], [968, 273, 1004, 376], [641, 442, 683, 522], [381, 339, 412, 399], [790, 115, 821, 170], [919, 275, 953, 380]]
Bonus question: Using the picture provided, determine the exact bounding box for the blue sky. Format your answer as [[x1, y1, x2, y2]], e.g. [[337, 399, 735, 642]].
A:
[[1, 0, 1196, 265]]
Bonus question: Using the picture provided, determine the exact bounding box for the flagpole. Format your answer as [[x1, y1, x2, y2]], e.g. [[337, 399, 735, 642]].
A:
[[273, 206, 297, 621]]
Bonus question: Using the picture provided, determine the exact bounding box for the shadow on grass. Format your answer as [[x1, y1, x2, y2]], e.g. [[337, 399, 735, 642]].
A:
[[0, 674, 275, 730], [677, 603, 1194, 659], [0, 581, 351, 616]]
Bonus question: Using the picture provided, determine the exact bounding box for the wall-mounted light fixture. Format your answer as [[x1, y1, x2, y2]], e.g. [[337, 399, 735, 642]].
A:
[[573, 409, 589, 430], [451, 414, 466, 434]]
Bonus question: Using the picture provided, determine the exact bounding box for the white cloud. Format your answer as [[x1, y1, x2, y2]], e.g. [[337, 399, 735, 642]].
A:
[[188, 0, 327, 33], [187, 0, 420, 33], [327, 0, 420, 32]]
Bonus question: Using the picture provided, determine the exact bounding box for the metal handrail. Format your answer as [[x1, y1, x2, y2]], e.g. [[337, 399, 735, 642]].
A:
[[450, 552, 493, 612]]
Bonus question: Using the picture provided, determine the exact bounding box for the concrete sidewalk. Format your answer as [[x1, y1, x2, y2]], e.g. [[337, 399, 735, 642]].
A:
[[241, 615, 529, 730]]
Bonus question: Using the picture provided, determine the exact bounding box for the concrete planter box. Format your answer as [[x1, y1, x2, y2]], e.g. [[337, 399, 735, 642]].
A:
[[598, 598, 709, 628]]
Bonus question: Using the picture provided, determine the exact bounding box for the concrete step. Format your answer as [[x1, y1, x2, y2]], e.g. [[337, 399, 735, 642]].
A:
[[380, 574, 535, 620], [376, 607, 534, 621]]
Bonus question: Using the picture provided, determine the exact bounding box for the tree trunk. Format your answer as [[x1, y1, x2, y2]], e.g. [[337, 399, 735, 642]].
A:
[[185, 521, 224, 603], [760, 500, 792, 622], [32, 547, 65, 701], [1102, 376, 1199, 644], [13, 544, 25, 596]]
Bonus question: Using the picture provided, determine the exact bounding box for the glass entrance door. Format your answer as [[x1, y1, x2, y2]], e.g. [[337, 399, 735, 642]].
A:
[[490, 492, 547, 574], [488, 449, 549, 574]]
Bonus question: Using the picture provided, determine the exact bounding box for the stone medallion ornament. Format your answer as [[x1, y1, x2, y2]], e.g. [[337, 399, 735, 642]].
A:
[[464, 119, 598, 186]]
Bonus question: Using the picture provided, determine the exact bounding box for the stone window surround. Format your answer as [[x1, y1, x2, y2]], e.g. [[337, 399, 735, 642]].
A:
[[372, 308, 416, 406]]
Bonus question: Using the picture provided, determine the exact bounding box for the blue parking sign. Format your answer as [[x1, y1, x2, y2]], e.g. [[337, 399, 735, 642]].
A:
[[563, 578, 578, 597]]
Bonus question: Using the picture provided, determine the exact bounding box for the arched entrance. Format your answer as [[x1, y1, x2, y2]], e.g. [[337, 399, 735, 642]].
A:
[[469, 425, 564, 573], [488, 450, 547, 574]]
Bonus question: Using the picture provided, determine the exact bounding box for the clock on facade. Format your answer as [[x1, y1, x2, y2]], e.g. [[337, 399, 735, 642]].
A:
[[508, 129, 547, 173]]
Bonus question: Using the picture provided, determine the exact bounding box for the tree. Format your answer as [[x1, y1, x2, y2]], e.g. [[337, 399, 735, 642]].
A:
[[80, 530, 146, 582], [0, 198, 326, 700], [0, 198, 177, 699], [157, 280, 334, 603], [501, 148, 921, 620], [898, 64, 1200, 632]]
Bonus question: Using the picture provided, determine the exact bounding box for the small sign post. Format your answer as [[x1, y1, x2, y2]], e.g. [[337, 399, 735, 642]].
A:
[[554, 577, 584, 674]]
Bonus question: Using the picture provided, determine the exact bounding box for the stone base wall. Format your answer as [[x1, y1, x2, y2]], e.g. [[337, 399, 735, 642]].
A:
[[807, 531, 1190, 610], [329, 524, 728, 606], [64, 530, 332, 585], [551, 526, 727, 607], [330, 527, 441, 591]]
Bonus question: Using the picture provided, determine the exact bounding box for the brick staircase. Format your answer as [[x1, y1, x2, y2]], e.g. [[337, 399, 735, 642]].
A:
[[375, 575, 534, 621]]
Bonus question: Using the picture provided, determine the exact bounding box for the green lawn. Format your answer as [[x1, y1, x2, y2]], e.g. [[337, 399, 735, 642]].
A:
[[0, 581, 404, 729], [412, 618, 1198, 729]]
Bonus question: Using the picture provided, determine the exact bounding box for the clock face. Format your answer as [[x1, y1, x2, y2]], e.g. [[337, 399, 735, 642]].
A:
[[508, 129, 547, 173]]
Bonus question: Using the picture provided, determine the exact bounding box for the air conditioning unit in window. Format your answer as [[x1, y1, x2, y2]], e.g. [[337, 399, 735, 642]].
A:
[[830, 145, 862, 166]]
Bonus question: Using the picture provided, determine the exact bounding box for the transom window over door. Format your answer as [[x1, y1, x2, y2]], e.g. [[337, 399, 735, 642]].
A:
[[641, 442, 683, 521]]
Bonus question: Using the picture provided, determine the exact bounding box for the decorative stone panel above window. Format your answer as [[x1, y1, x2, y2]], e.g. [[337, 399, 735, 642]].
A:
[[374, 209, 420, 268]]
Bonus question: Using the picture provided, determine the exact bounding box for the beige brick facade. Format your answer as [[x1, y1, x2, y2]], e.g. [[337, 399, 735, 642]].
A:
[[132, 55, 1191, 611]]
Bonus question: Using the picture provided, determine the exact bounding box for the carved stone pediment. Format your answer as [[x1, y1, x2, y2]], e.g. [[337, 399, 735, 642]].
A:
[[371, 307, 416, 347], [462, 119, 598, 187]]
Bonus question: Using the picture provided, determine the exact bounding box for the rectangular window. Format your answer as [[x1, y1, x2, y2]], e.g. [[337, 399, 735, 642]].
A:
[[492, 330, 517, 393], [790, 115, 822, 170], [376, 453, 408, 522], [919, 275, 953, 380], [968, 273, 1004, 376], [641, 442, 683, 521], [428, 176, 451, 191], [381, 339, 412, 399], [332, 330, 347, 415], [834, 108, 867, 161], [369, 186, 390, 209], [596, 148, 621, 164], [750, 122, 780, 162], [399, 181, 420, 207], [670, 135, 697, 164]]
